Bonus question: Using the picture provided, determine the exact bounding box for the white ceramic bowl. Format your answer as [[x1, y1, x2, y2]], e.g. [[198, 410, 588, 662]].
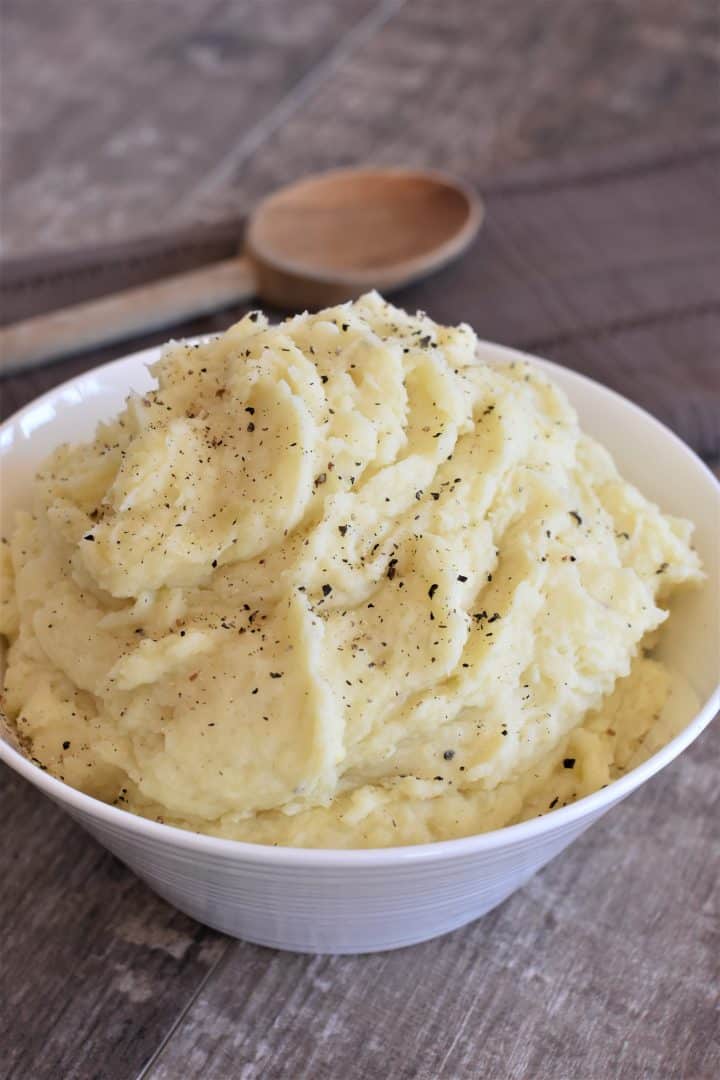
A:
[[1, 343, 718, 954]]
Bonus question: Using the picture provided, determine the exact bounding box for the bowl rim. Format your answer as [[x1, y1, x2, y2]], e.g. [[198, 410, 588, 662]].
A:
[[1, 341, 718, 868]]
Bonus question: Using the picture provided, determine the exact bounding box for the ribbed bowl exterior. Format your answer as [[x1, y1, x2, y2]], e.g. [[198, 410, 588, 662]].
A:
[[64, 802, 609, 953], [2, 342, 718, 954]]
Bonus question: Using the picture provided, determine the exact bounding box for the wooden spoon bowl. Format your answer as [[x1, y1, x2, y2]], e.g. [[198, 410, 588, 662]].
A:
[[1, 167, 484, 375], [247, 167, 483, 308]]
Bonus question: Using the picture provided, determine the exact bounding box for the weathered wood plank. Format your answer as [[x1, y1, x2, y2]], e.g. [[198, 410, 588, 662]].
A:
[[2, 0, 718, 256], [3, 139, 718, 460], [0, 767, 228, 1080], [0, 0, 385, 257], [1, 1, 719, 1077], [143, 725, 720, 1080], [179, 0, 720, 225]]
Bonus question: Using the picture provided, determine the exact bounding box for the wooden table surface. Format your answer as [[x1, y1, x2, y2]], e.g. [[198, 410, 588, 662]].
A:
[[1, 3, 719, 1078]]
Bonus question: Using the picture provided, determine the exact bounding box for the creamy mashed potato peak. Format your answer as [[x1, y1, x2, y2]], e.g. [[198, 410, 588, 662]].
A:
[[0, 293, 702, 846]]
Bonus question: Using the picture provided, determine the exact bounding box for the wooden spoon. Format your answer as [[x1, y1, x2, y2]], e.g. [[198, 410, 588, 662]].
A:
[[0, 167, 483, 376]]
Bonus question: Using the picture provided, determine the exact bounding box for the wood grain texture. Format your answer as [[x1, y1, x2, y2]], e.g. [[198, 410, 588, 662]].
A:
[[0, 256, 257, 374], [1, 722, 717, 1080], [174, 0, 720, 226], [135, 724, 720, 1080], [1, 0, 719, 256], [1, 2, 719, 1078], [0, 769, 228, 1080], [3, 136, 719, 460], [0, 0, 385, 256]]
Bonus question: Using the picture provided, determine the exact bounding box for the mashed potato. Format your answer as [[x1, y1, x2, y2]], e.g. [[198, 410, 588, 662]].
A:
[[0, 293, 703, 846]]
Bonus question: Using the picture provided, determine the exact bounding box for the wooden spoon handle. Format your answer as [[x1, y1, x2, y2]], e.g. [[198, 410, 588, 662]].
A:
[[0, 255, 257, 377]]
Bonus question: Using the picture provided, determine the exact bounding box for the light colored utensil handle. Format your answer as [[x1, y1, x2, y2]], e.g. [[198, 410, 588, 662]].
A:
[[0, 254, 257, 377]]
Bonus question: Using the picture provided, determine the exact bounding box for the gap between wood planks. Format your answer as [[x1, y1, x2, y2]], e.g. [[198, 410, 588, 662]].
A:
[[174, 0, 408, 213], [135, 943, 233, 1080]]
